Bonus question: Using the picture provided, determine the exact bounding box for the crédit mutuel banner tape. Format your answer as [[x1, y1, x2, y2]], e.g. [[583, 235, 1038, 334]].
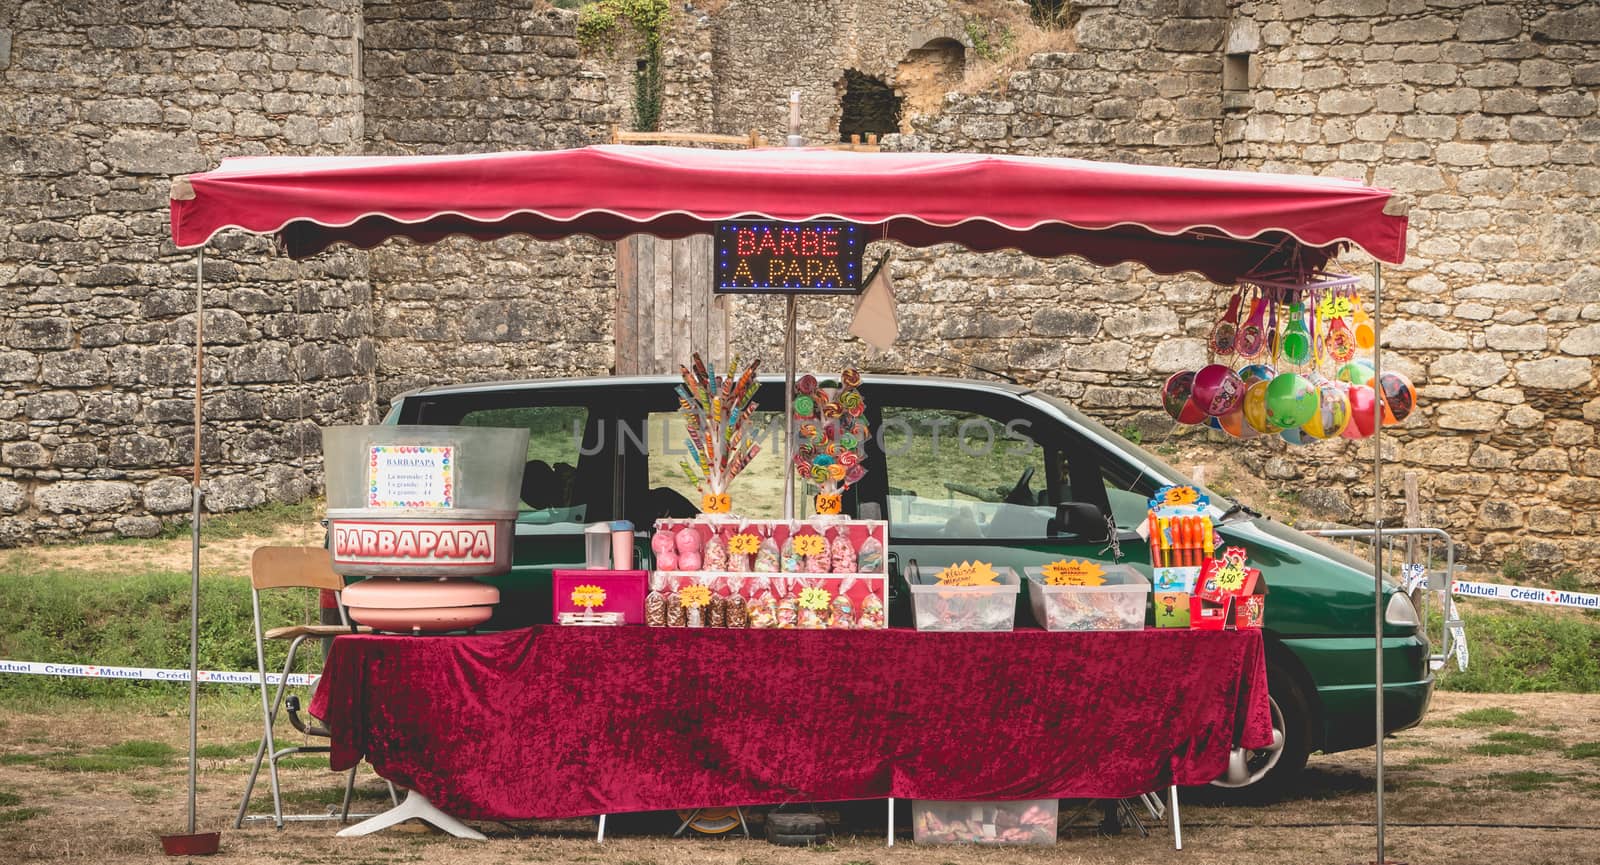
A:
[[1450, 579, 1600, 611], [0, 659, 318, 686]]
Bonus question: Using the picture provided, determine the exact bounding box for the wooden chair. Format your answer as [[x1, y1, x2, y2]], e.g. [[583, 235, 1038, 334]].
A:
[[233, 546, 389, 828]]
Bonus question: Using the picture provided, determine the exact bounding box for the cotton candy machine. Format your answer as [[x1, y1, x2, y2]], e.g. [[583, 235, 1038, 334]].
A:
[[322, 425, 528, 633]]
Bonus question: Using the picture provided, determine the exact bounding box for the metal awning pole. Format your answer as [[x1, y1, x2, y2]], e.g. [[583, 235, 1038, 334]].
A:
[[188, 247, 205, 835], [783, 295, 797, 520], [1371, 260, 1385, 865]]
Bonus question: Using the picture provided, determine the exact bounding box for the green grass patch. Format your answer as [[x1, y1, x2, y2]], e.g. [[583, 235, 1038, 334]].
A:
[[42, 740, 176, 773], [1469, 743, 1537, 757], [0, 792, 19, 807], [1475, 770, 1573, 792], [1446, 707, 1519, 727], [1439, 600, 1600, 693], [0, 807, 47, 824], [1485, 731, 1562, 748], [1566, 741, 1600, 759], [197, 741, 259, 760], [128, 785, 165, 804], [1404, 755, 1455, 766], [0, 754, 43, 766], [104, 740, 177, 761]]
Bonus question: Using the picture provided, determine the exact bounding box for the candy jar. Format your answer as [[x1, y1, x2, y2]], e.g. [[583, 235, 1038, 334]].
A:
[[645, 571, 668, 627]]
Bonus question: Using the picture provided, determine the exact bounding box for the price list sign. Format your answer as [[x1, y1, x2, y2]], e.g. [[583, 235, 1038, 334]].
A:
[[368, 445, 454, 508]]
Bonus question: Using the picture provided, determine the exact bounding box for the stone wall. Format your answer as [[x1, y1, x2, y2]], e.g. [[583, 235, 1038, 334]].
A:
[[1222, 1, 1599, 570], [0, 0, 372, 544], [361, 2, 619, 405], [880, 0, 1599, 574]]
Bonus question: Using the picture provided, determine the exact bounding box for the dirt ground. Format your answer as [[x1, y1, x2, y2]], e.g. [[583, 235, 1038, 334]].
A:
[[1, 691, 1596, 865]]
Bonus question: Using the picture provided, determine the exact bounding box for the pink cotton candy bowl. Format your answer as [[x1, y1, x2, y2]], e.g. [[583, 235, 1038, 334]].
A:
[[342, 577, 500, 634]]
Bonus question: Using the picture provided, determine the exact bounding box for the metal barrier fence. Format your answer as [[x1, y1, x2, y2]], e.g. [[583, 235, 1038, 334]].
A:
[[1305, 527, 1465, 673]]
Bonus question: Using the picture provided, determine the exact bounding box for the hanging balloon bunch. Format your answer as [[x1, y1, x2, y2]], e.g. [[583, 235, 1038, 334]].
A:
[[678, 352, 763, 512], [1162, 273, 1416, 445], [793, 370, 869, 515]]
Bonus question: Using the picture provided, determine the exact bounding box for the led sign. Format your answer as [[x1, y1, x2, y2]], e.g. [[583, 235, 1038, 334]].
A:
[[714, 221, 863, 294]]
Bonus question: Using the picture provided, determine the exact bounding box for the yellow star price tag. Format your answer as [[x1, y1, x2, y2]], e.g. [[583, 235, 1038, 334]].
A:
[[1042, 560, 1107, 587], [679, 584, 711, 609], [569, 584, 608, 609], [797, 586, 832, 611], [935, 561, 1000, 586], [792, 535, 827, 557], [728, 533, 761, 556]]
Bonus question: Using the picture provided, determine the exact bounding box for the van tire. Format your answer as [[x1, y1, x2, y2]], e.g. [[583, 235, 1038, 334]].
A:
[[1209, 657, 1314, 801]]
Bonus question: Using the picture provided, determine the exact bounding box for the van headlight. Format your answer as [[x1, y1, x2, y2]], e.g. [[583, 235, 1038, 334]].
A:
[[1385, 591, 1420, 628]]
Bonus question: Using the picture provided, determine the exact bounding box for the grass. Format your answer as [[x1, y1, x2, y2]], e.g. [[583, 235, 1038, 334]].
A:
[[43, 740, 176, 773], [1438, 599, 1600, 693], [0, 792, 19, 807], [1566, 741, 1600, 759], [1474, 770, 1573, 792], [1404, 755, 1456, 766], [1447, 707, 1519, 726], [197, 741, 259, 760], [0, 807, 47, 824]]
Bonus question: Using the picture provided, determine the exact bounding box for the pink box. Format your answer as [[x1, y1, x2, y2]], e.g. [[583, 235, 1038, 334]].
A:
[[553, 569, 649, 624]]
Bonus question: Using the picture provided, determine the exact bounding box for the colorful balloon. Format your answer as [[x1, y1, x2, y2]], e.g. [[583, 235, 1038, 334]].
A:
[[1376, 372, 1417, 425], [1242, 380, 1280, 434], [1280, 426, 1308, 446], [1301, 383, 1352, 439], [1161, 371, 1197, 423], [1192, 364, 1246, 417], [1237, 363, 1276, 388], [1346, 384, 1378, 438], [1265, 373, 1318, 430], [1335, 360, 1375, 385], [1217, 406, 1258, 439]]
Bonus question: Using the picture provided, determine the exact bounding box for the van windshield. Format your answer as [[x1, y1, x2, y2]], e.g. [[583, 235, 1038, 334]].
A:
[[1031, 392, 1238, 515]]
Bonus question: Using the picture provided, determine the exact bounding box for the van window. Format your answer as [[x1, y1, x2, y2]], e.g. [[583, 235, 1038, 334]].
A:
[[880, 406, 1055, 538], [461, 405, 591, 533], [643, 409, 792, 519]]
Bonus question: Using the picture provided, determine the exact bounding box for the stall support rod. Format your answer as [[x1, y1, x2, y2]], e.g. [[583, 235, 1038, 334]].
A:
[[886, 797, 894, 847], [782, 294, 797, 520], [1371, 260, 1386, 865], [1169, 785, 1181, 850], [187, 248, 205, 836]]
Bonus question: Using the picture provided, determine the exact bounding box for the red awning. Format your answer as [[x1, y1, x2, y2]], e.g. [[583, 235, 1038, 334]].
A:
[[169, 145, 1407, 285]]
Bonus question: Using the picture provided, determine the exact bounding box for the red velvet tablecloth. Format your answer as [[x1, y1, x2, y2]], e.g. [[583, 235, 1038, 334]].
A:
[[310, 626, 1271, 820]]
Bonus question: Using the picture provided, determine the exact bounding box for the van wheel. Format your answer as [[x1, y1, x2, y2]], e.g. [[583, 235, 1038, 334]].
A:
[[1209, 661, 1313, 800]]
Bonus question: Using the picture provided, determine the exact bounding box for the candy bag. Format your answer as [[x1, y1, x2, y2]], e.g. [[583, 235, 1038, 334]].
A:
[[651, 527, 676, 557], [776, 578, 799, 629], [666, 586, 686, 627], [754, 537, 780, 572], [748, 577, 778, 629], [856, 536, 884, 572], [780, 536, 800, 573], [726, 578, 749, 629], [674, 525, 702, 556], [830, 533, 857, 574], [645, 571, 668, 627], [830, 575, 856, 629], [703, 530, 729, 571], [857, 589, 886, 629]]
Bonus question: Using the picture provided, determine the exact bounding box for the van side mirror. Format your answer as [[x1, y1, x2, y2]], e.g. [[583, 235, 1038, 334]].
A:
[[1049, 502, 1107, 541]]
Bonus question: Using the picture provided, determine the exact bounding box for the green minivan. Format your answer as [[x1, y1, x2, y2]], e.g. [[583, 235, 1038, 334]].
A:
[[382, 373, 1433, 796]]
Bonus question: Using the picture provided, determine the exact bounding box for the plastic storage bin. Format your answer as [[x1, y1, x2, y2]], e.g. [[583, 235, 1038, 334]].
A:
[[911, 799, 1058, 845], [1024, 564, 1149, 631], [908, 566, 1021, 632], [322, 425, 529, 578]]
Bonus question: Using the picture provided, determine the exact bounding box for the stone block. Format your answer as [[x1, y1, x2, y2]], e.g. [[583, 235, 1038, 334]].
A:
[[1485, 323, 1548, 351], [1431, 351, 1508, 386], [142, 476, 193, 514], [202, 473, 265, 513], [54, 443, 98, 468], [1540, 92, 1597, 118], [1372, 163, 1446, 192], [1519, 59, 1573, 88], [1401, 114, 1456, 139], [1150, 337, 1207, 372], [1064, 341, 1134, 372], [1076, 14, 1149, 50], [102, 130, 209, 174], [1483, 89, 1539, 114], [1435, 401, 1502, 431], [36, 480, 136, 514], [114, 516, 164, 538], [1103, 307, 1179, 339], [0, 480, 24, 514], [1561, 324, 1600, 356], [1371, 16, 1455, 43], [1471, 444, 1514, 469], [1460, 114, 1508, 140], [1459, 6, 1523, 42], [7, 317, 72, 349], [1489, 142, 1550, 166], [23, 391, 80, 419], [1417, 88, 1482, 114], [1318, 91, 1375, 114], [1463, 62, 1518, 88], [1525, 447, 1572, 472], [1527, 506, 1572, 534], [1532, 8, 1600, 43], [1517, 357, 1593, 389], [1476, 500, 1522, 530], [1031, 308, 1101, 338], [3, 441, 50, 468]]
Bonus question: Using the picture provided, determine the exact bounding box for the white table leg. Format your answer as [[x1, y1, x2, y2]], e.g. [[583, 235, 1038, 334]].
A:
[[596, 814, 606, 844], [336, 790, 486, 840], [887, 797, 894, 847], [1170, 785, 1182, 850]]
